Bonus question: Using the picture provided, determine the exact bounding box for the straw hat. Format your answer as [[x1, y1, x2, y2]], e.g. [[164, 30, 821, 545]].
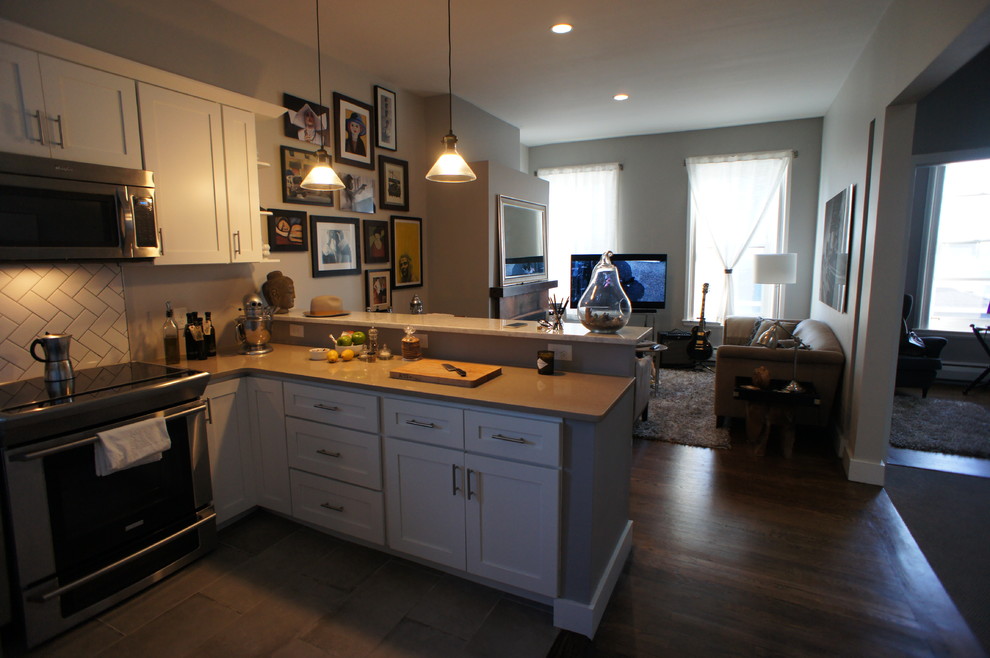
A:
[[304, 295, 349, 317]]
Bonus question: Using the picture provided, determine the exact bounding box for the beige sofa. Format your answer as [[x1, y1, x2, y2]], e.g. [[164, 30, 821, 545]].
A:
[[714, 316, 845, 426]]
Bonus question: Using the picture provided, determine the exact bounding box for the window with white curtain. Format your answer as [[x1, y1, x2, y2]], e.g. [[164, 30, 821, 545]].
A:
[[535, 163, 620, 302], [686, 151, 793, 323]]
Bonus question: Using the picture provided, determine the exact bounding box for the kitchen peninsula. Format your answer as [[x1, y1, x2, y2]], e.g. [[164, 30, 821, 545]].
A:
[[187, 329, 640, 639]]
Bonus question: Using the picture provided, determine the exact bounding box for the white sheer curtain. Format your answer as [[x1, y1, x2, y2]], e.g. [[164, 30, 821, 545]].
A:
[[686, 151, 792, 321], [536, 163, 620, 302]]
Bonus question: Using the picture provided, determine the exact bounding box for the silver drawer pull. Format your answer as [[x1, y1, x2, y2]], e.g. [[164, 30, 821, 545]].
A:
[[314, 403, 340, 411], [317, 449, 341, 458], [406, 419, 437, 429], [320, 502, 344, 512], [491, 433, 527, 444]]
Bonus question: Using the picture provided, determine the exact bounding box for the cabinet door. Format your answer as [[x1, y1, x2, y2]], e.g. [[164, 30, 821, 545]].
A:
[[244, 377, 290, 515], [384, 438, 465, 570], [39, 55, 141, 168], [138, 83, 229, 265], [465, 453, 559, 597], [205, 378, 256, 524], [221, 105, 262, 263], [0, 43, 48, 157]]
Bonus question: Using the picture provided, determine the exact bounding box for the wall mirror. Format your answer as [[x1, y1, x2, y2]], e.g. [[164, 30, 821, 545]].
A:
[[497, 195, 548, 286]]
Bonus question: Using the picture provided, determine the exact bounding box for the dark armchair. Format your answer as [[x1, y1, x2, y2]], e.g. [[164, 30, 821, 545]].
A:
[[896, 294, 948, 397]]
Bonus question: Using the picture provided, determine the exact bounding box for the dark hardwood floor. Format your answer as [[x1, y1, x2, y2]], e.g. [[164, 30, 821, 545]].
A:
[[554, 426, 985, 657]]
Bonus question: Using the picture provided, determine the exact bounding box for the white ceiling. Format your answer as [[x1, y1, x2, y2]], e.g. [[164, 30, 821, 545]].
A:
[[211, 0, 894, 146]]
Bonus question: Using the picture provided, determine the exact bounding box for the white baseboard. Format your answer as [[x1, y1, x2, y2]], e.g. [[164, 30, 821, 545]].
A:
[[553, 520, 633, 638], [938, 362, 986, 383], [842, 446, 885, 485]]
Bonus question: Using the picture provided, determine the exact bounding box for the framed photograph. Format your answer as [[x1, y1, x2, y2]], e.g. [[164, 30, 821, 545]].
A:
[[365, 269, 391, 311], [390, 215, 423, 289], [379, 156, 409, 211], [266, 209, 307, 252], [333, 92, 375, 170], [362, 219, 389, 264], [310, 215, 361, 277], [338, 170, 376, 214], [280, 146, 335, 206], [282, 93, 330, 147], [374, 85, 397, 151], [819, 184, 855, 312]]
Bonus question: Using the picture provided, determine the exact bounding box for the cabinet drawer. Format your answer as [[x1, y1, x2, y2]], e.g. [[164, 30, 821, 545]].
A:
[[290, 469, 384, 545], [382, 398, 464, 449], [283, 381, 379, 433], [286, 417, 381, 490], [465, 410, 561, 467]]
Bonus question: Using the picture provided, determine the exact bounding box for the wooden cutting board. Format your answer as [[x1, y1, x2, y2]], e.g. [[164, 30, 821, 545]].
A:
[[389, 358, 502, 388]]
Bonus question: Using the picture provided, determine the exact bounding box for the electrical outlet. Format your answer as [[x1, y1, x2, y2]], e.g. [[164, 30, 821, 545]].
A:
[[289, 324, 304, 337], [548, 343, 572, 361], [418, 333, 428, 348]]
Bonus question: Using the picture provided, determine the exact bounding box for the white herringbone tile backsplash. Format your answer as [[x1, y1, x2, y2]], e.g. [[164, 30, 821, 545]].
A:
[[0, 263, 131, 383]]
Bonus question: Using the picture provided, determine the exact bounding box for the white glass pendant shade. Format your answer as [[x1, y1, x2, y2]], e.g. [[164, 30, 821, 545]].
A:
[[426, 133, 476, 183], [300, 148, 344, 191]]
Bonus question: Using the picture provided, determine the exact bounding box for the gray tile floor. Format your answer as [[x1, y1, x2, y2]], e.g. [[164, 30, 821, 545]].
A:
[[10, 511, 561, 657]]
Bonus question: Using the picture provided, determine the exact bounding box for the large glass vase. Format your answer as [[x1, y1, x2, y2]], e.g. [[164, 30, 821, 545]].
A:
[[577, 251, 632, 333]]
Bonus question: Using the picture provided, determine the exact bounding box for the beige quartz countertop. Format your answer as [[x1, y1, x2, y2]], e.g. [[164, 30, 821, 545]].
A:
[[182, 344, 633, 422]]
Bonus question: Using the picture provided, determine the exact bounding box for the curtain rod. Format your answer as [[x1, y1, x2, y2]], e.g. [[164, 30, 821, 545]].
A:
[[682, 150, 798, 166]]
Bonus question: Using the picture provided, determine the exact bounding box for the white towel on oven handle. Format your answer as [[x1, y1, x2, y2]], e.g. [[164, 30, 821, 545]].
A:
[[94, 416, 172, 477]]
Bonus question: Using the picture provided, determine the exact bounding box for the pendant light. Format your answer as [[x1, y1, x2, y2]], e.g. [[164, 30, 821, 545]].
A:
[[300, 0, 344, 191], [425, 0, 476, 183]]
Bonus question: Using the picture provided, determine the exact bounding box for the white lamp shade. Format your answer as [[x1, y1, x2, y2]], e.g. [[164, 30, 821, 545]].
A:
[[754, 253, 797, 284], [300, 149, 345, 191], [426, 134, 477, 183]]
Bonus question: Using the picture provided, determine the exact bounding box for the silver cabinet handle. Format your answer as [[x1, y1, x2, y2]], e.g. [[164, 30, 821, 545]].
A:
[[30, 110, 45, 144], [314, 403, 340, 411], [316, 449, 341, 458], [158, 228, 165, 255], [405, 419, 437, 429], [205, 397, 213, 424], [466, 468, 476, 500], [233, 230, 242, 255], [491, 433, 527, 444], [451, 463, 461, 496], [50, 114, 64, 147], [320, 502, 344, 512]]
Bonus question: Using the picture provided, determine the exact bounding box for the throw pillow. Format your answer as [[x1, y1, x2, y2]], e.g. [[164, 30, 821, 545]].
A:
[[749, 318, 800, 346]]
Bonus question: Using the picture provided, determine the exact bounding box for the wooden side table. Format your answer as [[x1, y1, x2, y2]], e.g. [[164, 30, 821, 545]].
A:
[[733, 377, 820, 457]]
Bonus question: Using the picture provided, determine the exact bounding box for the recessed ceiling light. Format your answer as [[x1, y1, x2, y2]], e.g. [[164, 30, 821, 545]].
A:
[[551, 23, 572, 34], [613, 93, 629, 101]]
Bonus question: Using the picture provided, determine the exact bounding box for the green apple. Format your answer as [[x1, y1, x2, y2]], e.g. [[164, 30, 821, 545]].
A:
[[337, 335, 352, 347], [351, 331, 366, 345]]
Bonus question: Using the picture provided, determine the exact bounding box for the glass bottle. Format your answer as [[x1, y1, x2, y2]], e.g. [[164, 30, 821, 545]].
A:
[[576, 251, 632, 333], [163, 301, 180, 364], [203, 311, 217, 357]]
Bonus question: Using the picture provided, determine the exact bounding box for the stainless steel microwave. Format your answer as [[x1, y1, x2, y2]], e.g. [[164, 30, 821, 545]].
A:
[[0, 152, 160, 261]]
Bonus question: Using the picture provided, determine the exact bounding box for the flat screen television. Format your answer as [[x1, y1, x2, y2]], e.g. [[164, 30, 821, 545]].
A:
[[569, 253, 667, 311]]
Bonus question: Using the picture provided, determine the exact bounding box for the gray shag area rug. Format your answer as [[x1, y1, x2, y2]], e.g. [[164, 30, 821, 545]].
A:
[[889, 395, 990, 459], [632, 368, 730, 449]]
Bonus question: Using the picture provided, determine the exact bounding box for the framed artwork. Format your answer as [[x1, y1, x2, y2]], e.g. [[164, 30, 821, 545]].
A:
[[266, 209, 307, 252], [362, 219, 389, 264], [282, 93, 330, 147], [333, 92, 375, 169], [339, 170, 376, 214], [819, 184, 855, 312], [280, 146, 334, 206], [379, 156, 409, 211], [310, 215, 361, 277], [390, 215, 423, 289], [365, 269, 391, 311], [374, 85, 397, 151]]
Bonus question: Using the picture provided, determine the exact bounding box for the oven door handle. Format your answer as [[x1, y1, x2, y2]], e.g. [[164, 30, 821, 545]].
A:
[[11, 403, 208, 461], [29, 509, 216, 603]]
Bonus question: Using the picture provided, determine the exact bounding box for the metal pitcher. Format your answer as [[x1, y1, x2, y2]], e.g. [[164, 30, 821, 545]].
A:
[[30, 333, 74, 381]]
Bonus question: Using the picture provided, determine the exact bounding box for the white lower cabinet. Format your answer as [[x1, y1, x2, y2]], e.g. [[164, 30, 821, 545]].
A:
[[244, 377, 291, 515], [289, 469, 384, 544], [204, 379, 256, 524]]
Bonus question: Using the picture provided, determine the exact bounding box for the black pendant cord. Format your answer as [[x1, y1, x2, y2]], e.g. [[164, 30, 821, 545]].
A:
[[316, 0, 325, 150], [446, 0, 453, 135]]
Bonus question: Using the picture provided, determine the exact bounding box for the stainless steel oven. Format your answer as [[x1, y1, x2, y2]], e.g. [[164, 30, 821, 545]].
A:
[[0, 363, 214, 648]]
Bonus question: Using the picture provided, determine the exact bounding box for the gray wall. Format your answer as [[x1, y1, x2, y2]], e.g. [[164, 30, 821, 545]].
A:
[[529, 118, 824, 334]]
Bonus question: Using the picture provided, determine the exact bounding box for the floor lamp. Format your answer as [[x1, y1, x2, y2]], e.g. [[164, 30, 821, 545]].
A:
[[754, 253, 797, 319]]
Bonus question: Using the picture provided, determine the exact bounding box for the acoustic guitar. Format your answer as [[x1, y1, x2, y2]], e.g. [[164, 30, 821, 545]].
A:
[[688, 283, 713, 361]]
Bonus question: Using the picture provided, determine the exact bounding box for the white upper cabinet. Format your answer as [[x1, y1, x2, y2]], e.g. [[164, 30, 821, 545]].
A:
[[0, 43, 141, 168], [221, 105, 263, 263]]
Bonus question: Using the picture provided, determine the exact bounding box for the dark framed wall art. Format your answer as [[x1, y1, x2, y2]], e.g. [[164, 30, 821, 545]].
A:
[[339, 170, 376, 214], [819, 184, 855, 312], [281, 146, 334, 206], [283, 93, 330, 148], [310, 215, 361, 277], [390, 215, 423, 289], [365, 269, 391, 311], [374, 85, 397, 151], [266, 209, 307, 251], [333, 92, 375, 170], [362, 219, 389, 264], [378, 156, 409, 211]]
